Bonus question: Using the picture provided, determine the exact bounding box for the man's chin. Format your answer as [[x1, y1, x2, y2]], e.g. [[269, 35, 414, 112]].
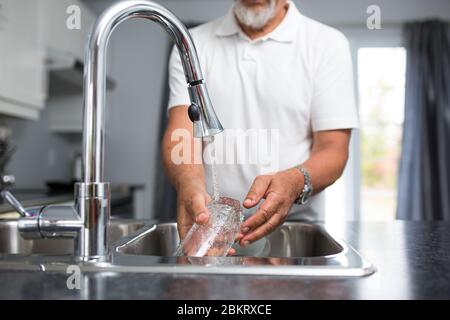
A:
[[234, 0, 277, 30], [240, 19, 270, 31]]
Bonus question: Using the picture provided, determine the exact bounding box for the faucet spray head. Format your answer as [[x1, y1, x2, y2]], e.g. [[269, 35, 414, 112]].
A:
[[187, 81, 224, 138]]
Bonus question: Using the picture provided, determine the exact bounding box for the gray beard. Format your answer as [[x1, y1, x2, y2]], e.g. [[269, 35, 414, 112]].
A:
[[233, 0, 277, 30]]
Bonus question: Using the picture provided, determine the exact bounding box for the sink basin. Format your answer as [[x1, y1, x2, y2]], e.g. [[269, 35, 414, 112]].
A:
[[111, 222, 376, 277], [117, 222, 343, 257], [0, 219, 146, 255]]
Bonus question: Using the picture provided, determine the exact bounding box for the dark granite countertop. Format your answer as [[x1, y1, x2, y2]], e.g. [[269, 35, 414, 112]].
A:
[[0, 221, 449, 299]]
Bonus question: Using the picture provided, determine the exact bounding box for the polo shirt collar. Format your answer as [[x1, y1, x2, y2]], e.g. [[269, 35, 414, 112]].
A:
[[215, 0, 300, 43]]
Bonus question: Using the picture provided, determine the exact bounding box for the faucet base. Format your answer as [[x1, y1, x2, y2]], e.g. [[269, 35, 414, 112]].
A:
[[75, 183, 111, 261]]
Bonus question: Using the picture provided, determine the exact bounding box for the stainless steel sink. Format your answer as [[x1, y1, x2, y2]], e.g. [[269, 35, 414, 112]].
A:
[[0, 220, 375, 277], [111, 222, 376, 277], [0, 219, 146, 255]]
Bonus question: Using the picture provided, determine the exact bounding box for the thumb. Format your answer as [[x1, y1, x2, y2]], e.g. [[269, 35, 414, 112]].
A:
[[244, 175, 272, 208], [189, 193, 210, 224]]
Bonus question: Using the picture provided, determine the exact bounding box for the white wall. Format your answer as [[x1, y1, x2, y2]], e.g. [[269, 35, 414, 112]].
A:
[[159, 0, 450, 25], [297, 0, 450, 24], [158, 0, 450, 46], [3, 107, 75, 188]]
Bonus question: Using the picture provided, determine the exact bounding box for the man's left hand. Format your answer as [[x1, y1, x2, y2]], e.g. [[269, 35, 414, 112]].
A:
[[237, 168, 304, 247]]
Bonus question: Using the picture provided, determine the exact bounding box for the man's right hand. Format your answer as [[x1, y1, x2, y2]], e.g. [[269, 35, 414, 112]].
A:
[[176, 178, 212, 240], [176, 178, 236, 256], [163, 107, 235, 255]]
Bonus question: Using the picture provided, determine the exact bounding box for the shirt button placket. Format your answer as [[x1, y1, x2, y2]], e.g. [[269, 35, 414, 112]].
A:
[[243, 44, 255, 62]]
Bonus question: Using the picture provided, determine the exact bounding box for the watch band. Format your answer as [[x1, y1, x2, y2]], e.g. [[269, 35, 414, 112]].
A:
[[294, 167, 313, 205]]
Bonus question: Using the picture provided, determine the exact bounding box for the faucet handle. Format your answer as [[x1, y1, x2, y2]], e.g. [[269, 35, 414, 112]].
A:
[[188, 103, 205, 138], [1, 190, 32, 217], [188, 103, 200, 122]]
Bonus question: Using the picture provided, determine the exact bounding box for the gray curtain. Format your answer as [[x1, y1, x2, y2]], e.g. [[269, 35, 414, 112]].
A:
[[397, 20, 450, 220]]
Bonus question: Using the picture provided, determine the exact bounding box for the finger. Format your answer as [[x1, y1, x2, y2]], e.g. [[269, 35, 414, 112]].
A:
[[177, 209, 192, 240], [188, 193, 210, 224], [227, 248, 236, 256], [235, 233, 244, 242], [243, 175, 272, 208], [178, 225, 190, 240], [240, 192, 281, 234], [241, 213, 283, 245]]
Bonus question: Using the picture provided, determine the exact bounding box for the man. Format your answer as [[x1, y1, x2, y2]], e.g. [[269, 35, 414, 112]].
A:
[[162, 0, 358, 253]]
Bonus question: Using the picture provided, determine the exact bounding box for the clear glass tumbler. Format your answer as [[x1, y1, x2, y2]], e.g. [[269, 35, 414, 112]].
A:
[[174, 197, 243, 257]]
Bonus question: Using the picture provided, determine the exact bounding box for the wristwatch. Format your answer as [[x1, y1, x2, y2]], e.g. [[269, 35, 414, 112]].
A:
[[294, 167, 313, 205]]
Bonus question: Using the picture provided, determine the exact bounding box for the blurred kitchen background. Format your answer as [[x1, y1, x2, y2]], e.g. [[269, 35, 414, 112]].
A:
[[0, 0, 448, 226]]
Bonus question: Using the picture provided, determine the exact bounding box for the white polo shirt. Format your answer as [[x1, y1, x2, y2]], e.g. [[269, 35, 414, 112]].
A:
[[168, 1, 358, 221]]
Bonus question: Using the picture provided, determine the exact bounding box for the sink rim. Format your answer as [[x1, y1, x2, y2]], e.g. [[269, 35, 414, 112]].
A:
[[109, 221, 376, 277], [0, 220, 377, 277]]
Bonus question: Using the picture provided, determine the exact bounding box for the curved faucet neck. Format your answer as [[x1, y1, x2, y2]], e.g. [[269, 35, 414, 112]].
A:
[[82, 0, 205, 183]]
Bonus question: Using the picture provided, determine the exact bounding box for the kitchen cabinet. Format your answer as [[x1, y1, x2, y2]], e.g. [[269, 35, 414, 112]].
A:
[[0, 0, 95, 121], [44, 0, 115, 133], [48, 94, 84, 132], [0, 0, 46, 119], [39, 0, 95, 71]]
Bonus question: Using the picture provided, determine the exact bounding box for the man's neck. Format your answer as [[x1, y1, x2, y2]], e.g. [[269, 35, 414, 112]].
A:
[[237, 2, 289, 41]]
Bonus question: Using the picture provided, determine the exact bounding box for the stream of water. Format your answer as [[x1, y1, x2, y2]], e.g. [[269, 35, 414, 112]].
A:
[[204, 136, 220, 202]]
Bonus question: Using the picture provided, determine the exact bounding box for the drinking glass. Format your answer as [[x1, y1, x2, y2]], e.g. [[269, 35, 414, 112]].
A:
[[174, 197, 243, 257]]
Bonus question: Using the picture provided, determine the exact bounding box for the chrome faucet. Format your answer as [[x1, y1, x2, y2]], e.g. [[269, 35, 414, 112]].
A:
[[2, 0, 223, 262]]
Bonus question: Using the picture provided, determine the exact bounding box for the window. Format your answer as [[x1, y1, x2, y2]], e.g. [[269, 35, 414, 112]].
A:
[[357, 47, 407, 221]]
